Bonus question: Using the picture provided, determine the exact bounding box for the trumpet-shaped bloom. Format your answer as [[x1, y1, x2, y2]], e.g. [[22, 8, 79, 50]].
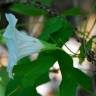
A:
[[3, 13, 44, 79]]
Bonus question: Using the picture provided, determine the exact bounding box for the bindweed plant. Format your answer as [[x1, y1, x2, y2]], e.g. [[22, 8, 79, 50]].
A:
[[0, 0, 96, 96]]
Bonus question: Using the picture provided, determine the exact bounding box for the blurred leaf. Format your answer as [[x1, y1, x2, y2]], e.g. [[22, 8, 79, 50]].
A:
[[93, 3, 96, 12], [10, 3, 47, 16], [0, 33, 3, 42], [40, 0, 53, 5], [92, 92, 96, 96], [63, 8, 81, 16], [39, 16, 64, 40], [0, 85, 6, 96], [34, 0, 53, 5], [0, 29, 5, 43]]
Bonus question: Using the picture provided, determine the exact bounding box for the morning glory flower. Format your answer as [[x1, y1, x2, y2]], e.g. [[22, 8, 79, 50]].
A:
[[3, 13, 44, 79]]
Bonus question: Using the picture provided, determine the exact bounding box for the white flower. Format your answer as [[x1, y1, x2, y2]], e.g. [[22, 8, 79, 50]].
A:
[[3, 13, 44, 79]]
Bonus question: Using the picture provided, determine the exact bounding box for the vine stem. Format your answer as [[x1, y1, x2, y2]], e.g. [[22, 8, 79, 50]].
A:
[[0, 84, 6, 96]]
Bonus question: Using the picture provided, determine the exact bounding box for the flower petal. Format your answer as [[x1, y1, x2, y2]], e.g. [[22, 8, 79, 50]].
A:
[[3, 13, 44, 78]]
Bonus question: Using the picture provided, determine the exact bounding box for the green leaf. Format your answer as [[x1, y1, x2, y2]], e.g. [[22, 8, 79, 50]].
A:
[[39, 16, 74, 47], [57, 50, 73, 70], [87, 39, 93, 49], [0, 34, 3, 42], [6, 52, 56, 96], [41, 40, 57, 51], [0, 68, 8, 86], [10, 3, 47, 16], [6, 77, 23, 96], [13, 51, 56, 87], [63, 8, 81, 16], [37, 0, 53, 5], [6, 51, 55, 95], [57, 50, 93, 96], [31, 0, 53, 5], [6, 76, 36, 96], [32, 73, 49, 96], [50, 19, 74, 47], [79, 39, 93, 63], [0, 29, 5, 44], [39, 16, 64, 40], [0, 85, 6, 96], [71, 68, 93, 92], [79, 44, 86, 63], [56, 50, 77, 96], [0, 68, 9, 96], [34, 72, 49, 87], [19, 86, 36, 96], [60, 73, 78, 96]]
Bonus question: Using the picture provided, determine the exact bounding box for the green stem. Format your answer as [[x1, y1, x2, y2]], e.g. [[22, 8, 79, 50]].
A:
[[0, 84, 6, 96]]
